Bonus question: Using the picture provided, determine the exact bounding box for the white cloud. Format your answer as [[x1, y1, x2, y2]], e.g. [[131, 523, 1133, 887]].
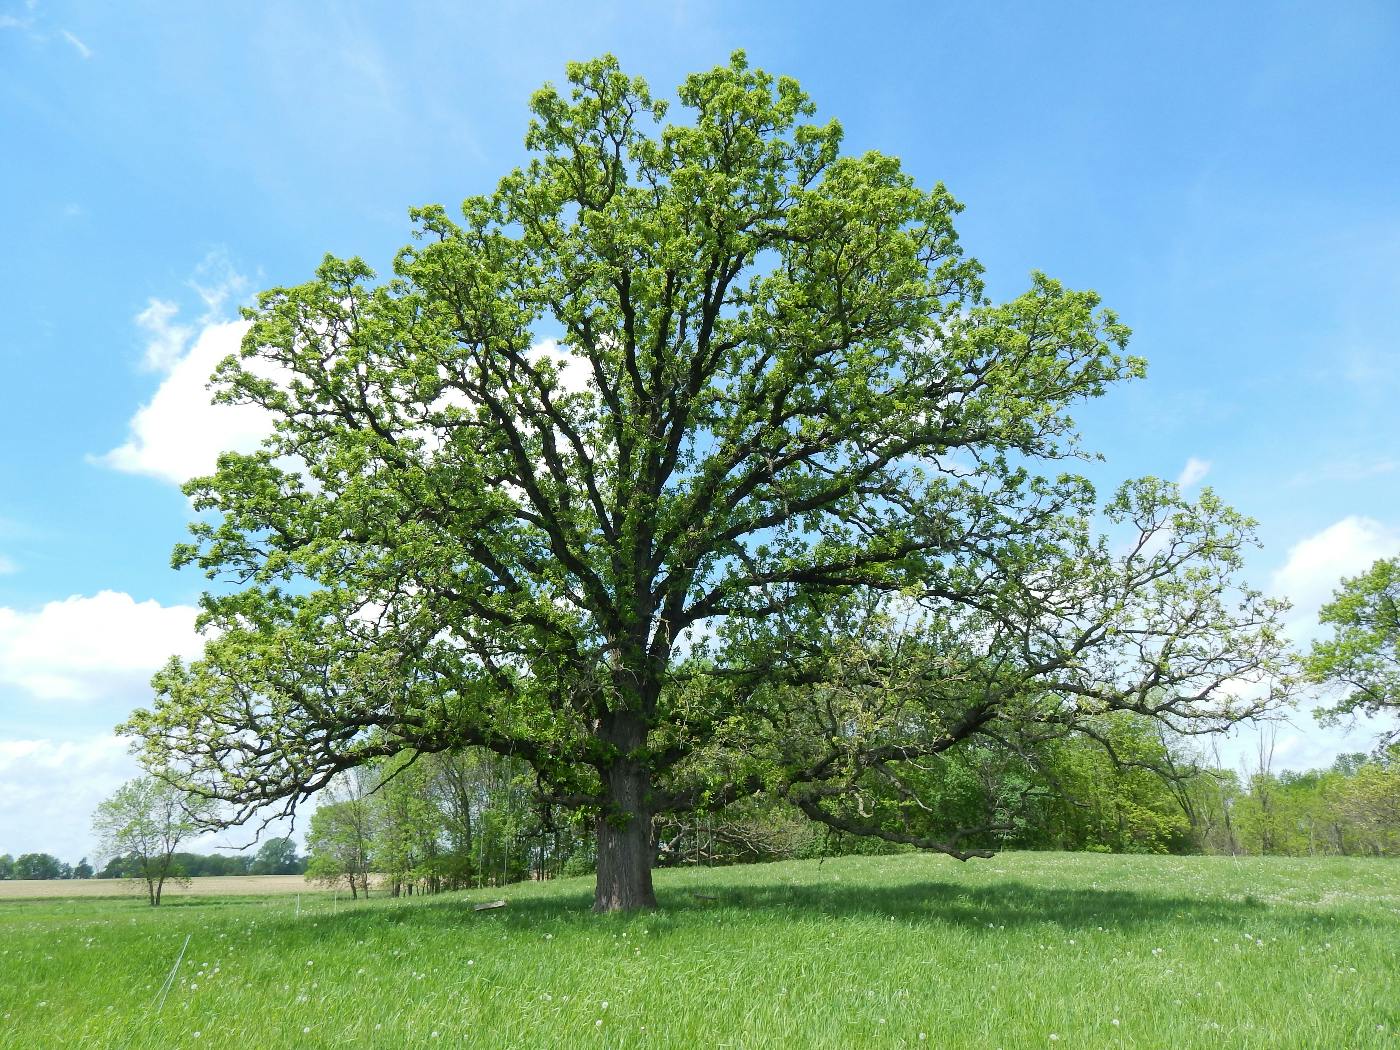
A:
[[0, 735, 137, 860], [0, 591, 202, 701], [100, 317, 276, 484], [1271, 515, 1400, 642], [134, 298, 193, 372], [102, 254, 277, 485], [525, 337, 592, 395], [0, 735, 306, 862], [58, 27, 89, 58], [1175, 456, 1211, 489], [188, 251, 250, 320]]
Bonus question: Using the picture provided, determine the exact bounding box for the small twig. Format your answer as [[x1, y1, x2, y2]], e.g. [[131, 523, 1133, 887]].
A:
[[152, 933, 191, 1013]]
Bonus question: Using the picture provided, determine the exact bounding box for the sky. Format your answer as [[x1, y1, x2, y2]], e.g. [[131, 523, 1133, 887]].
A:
[[2, 1, 1398, 863]]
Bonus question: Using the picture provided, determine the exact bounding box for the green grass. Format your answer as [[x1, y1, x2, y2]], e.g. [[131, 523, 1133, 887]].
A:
[[1, 852, 1397, 1048]]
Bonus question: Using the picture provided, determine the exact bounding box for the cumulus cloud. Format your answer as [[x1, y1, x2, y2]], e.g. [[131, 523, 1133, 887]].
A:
[[99, 252, 272, 485], [0, 735, 138, 859], [0, 590, 202, 701], [100, 318, 275, 484], [1271, 515, 1400, 642], [1175, 456, 1211, 489], [526, 337, 593, 395], [134, 298, 193, 372]]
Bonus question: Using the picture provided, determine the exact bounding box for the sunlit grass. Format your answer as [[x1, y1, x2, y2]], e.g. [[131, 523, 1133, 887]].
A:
[[1, 852, 1396, 1048]]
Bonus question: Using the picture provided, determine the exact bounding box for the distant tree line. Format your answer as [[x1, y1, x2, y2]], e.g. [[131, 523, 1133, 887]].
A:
[[95, 838, 307, 879], [1, 839, 304, 882], [0, 854, 93, 880]]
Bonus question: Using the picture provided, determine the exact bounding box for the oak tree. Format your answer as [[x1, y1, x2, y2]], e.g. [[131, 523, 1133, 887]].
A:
[[123, 54, 1290, 911]]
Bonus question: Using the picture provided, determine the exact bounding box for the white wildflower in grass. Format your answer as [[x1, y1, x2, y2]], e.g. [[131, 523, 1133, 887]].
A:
[[302, 1027, 311, 1034], [1111, 1019, 1120, 1027], [1049, 1035, 1060, 1042], [595, 1019, 603, 1027], [601, 1001, 609, 1010]]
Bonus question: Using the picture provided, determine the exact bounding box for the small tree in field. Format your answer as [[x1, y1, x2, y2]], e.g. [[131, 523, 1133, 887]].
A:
[[303, 772, 375, 897], [92, 777, 216, 905], [124, 53, 1291, 912]]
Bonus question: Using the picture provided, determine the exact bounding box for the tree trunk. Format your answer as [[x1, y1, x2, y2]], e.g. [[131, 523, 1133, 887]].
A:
[[593, 720, 657, 912]]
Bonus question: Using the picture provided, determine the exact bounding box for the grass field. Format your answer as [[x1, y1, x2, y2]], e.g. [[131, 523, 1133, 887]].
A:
[[0, 852, 1396, 1049], [0, 875, 321, 899]]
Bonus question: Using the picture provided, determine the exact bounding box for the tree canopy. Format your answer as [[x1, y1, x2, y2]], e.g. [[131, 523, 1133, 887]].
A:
[[1306, 556, 1400, 747], [122, 53, 1291, 911]]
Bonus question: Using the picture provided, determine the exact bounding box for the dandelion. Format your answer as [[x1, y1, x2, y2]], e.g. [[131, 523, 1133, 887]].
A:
[[919, 1035, 927, 1042], [601, 1001, 609, 1010], [1049, 1035, 1060, 1042], [303, 1027, 311, 1034], [595, 1019, 603, 1027], [467, 960, 475, 966], [1111, 1019, 1120, 1027], [431, 1032, 440, 1038]]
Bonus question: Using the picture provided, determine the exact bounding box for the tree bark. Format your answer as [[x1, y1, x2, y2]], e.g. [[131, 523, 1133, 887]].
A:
[[593, 716, 657, 912]]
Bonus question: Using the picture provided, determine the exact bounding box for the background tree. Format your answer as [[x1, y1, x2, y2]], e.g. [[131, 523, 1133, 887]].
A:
[[72, 857, 94, 879], [12, 853, 63, 880], [250, 836, 303, 875], [0, 854, 13, 880], [125, 54, 1290, 912], [303, 772, 375, 898], [1306, 557, 1400, 747], [91, 777, 217, 905]]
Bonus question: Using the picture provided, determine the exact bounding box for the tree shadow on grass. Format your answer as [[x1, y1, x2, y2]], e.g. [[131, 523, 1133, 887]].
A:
[[278, 867, 1375, 941]]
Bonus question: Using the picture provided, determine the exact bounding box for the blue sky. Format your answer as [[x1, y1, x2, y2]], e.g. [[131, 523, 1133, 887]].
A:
[[2, 1, 1398, 861]]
